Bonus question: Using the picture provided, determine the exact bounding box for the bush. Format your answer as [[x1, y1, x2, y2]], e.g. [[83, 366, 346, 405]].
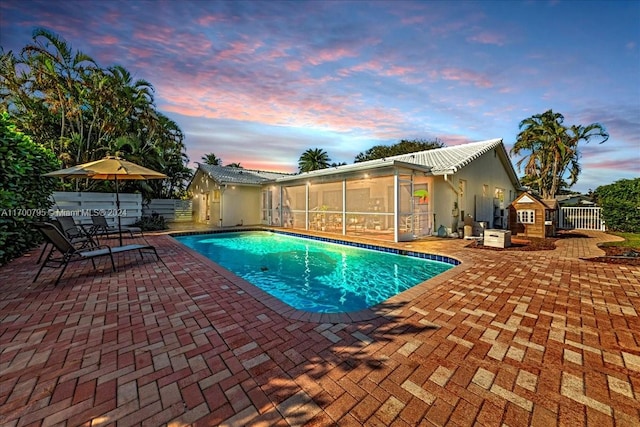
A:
[[594, 178, 640, 232], [0, 113, 60, 265], [133, 213, 168, 231]]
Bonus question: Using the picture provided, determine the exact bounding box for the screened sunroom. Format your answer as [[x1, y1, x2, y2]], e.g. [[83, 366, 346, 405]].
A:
[[260, 160, 434, 242]]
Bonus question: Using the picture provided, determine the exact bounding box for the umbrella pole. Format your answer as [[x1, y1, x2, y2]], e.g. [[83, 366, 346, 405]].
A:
[[116, 177, 123, 246]]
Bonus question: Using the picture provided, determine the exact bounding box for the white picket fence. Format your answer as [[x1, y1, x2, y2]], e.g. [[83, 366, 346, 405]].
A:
[[559, 207, 605, 231]]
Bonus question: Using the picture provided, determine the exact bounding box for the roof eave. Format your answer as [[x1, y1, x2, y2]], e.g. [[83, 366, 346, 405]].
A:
[[274, 160, 432, 183]]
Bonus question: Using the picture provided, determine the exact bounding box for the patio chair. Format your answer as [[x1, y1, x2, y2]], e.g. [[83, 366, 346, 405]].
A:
[[90, 215, 142, 242], [36, 219, 96, 263], [33, 222, 160, 286], [56, 216, 98, 247]]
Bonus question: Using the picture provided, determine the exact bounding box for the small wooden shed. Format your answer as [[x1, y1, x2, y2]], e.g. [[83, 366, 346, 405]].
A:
[[509, 192, 558, 238]]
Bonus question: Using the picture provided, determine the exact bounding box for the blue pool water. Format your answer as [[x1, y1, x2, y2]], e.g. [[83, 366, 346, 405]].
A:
[[176, 231, 455, 313]]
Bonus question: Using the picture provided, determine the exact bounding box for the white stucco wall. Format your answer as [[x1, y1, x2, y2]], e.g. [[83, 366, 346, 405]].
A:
[[221, 186, 262, 226], [188, 170, 212, 224], [431, 148, 518, 233]]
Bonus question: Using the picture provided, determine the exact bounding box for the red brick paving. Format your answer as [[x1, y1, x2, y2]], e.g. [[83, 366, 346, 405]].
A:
[[1, 229, 639, 426]]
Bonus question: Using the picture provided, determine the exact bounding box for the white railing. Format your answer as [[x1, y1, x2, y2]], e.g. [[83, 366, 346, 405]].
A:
[[559, 207, 605, 231]]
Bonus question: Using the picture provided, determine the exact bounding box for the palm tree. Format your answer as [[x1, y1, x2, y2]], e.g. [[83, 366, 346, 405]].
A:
[[201, 153, 222, 165], [19, 28, 98, 158], [510, 110, 607, 198], [226, 162, 243, 168], [298, 148, 331, 172], [1, 29, 192, 198]]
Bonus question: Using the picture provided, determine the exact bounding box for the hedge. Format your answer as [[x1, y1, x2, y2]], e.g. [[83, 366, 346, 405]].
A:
[[595, 178, 640, 233], [0, 113, 60, 266]]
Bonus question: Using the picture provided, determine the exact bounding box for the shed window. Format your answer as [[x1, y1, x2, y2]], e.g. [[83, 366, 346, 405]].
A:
[[517, 210, 535, 224]]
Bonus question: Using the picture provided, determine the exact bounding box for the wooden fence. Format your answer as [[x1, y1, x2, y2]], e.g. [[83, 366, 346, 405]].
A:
[[142, 199, 192, 222], [559, 207, 605, 231], [51, 192, 142, 226]]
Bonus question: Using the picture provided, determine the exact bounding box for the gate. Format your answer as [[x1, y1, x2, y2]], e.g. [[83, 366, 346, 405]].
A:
[[559, 207, 605, 231]]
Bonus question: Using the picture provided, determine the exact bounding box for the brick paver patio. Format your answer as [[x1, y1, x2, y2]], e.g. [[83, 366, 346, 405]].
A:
[[1, 228, 638, 426]]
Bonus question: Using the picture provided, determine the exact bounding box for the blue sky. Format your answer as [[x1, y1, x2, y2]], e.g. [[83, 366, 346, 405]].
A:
[[1, 0, 638, 193]]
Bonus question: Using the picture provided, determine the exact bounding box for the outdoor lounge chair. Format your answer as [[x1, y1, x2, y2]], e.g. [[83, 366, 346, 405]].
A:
[[56, 215, 99, 247], [36, 219, 96, 263], [33, 222, 160, 286], [90, 215, 142, 242]]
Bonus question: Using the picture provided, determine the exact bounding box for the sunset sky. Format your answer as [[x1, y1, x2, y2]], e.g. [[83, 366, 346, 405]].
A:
[[1, 0, 638, 193]]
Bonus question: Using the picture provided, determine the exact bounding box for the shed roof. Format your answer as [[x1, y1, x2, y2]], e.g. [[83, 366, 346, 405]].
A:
[[512, 192, 558, 210]]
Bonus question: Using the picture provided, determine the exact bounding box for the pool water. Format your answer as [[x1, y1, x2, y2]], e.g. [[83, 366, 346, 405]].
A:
[[176, 231, 454, 313]]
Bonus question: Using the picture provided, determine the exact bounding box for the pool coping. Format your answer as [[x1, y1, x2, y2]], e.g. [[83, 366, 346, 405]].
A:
[[170, 227, 468, 323]]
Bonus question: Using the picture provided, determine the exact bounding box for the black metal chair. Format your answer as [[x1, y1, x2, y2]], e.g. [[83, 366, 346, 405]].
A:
[[33, 222, 160, 286], [56, 216, 98, 247], [36, 219, 96, 263], [89, 215, 142, 243]]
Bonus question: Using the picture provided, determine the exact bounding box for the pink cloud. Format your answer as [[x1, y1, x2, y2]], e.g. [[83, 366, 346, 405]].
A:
[[583, 158, 640, 172], [440, 68, 493, 88], [93, 35, 120, 46], [284, 60, 303, 72], [400, 15, 428, 25], [467, 31, 507, 46], [382, 65, 415, 77], [441, 135, 476, 146], [308, 47, 359, 66], [156, 73, 409, 140], [196, 14, 226, 26], [217, 40, 263, 61]]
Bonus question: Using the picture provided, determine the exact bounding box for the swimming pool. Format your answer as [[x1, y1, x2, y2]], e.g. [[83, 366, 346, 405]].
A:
[[176, 231, 456, 313]]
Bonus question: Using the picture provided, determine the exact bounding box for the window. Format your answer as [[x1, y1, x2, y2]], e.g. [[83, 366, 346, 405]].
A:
[[517, 210, 535, 224], [494, 188, 505, 208]]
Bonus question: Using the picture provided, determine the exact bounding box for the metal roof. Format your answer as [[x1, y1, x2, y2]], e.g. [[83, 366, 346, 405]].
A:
[[363, 138, 504, 174], [197, 139, 519, 187], [276, 138, 518, 183], [198, 164, 292, 186]]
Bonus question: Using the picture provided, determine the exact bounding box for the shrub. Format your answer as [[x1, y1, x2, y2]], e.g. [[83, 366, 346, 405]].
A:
[[133, 213, 168, 231], [594, 178, 640, 232], [0, 113, 60, 265]]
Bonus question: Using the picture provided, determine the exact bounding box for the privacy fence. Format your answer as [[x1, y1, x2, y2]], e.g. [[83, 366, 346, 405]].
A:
[[142, 199, 193, 222], [50, 192, 192, 225]]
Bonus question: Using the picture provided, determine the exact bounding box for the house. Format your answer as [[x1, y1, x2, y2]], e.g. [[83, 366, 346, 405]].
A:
[[189, 138, 521, 242], [189, 165, 292, 227], [555, 193, 596, 207], [508, 192, 558, 238]]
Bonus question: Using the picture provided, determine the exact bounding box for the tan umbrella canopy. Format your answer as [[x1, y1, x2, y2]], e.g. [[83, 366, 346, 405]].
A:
[[44, 156, 167, 245]]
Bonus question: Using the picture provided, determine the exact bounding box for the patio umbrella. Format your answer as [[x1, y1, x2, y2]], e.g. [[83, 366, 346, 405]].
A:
[[43, 156, 167, 245]]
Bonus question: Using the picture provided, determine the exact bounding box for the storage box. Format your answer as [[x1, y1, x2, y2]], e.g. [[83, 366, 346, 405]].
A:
[[483, 229, 511, 248]]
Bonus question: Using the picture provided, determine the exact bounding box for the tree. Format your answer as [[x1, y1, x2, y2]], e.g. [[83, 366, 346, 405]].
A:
[[226, 162, 243, 168], [510, 110, 608, 199], [0, 28, 191, 199], [355, 139, 444, 162], [594, 178, 640, 232], [298, 148, 331, 172], [201, 153, 222, 165]]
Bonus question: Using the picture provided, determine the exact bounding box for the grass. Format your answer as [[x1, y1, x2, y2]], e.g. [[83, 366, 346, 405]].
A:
[[601, 232, 640, 249]]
